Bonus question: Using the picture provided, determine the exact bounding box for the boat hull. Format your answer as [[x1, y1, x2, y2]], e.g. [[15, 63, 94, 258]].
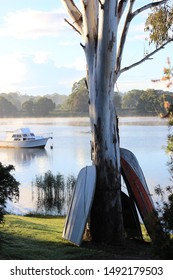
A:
[[120, 148, 160, 241], [0, 138, 49, 148], [120, 148, 155, 218], [63, 165, 96, 246]]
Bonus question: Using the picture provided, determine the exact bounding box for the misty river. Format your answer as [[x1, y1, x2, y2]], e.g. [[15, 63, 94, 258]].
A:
[[0, 116, 170, 215]]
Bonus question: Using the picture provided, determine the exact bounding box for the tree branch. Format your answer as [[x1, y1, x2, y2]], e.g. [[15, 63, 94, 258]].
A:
[[118, 0, 128, 23], [61, 0, 83, 34], [81, 0, 98, 42], [116, 1, 135, 76], [132, 0, 168, 19], [98, 0, 104, 9], [64, 18, 81, 34], [118, 39, 173, 77], [116, 0, 169, 79]]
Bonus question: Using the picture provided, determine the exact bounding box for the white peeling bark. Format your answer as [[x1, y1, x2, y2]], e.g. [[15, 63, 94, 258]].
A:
[[61, 0, 83, 34], [82, 0, 124, 243]]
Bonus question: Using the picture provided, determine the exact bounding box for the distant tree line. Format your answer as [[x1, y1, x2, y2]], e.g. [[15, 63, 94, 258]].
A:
[[121, 89, 171, 115], [0, 92, 67, 117], [60, 78, 172, 116], [0, 79, 172, 117]]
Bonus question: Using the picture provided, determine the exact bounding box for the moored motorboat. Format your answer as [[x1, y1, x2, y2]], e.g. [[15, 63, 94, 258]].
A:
[[0, 127, 52, 148]]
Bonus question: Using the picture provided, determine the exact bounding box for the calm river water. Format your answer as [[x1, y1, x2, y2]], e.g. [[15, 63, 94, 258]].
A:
[[0, 117, 170, 214]]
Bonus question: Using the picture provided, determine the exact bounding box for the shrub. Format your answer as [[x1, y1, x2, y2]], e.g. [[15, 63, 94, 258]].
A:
[[0, 162, 20, 224], [152, 185, 173, 258]]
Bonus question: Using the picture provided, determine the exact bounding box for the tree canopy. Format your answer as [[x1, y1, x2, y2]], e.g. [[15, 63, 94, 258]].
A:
[[0, 97, 18, 117], [62, 78, 89, 113], [33, 97, 55, 116], [122, 89, 167, 114], [145, 1, 173, 48]]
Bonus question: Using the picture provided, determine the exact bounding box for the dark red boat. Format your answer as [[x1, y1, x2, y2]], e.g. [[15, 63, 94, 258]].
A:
[[120, 148, 156, 240]]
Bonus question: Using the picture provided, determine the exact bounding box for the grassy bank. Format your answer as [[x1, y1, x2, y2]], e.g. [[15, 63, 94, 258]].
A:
[[0, 215, 153, 260]]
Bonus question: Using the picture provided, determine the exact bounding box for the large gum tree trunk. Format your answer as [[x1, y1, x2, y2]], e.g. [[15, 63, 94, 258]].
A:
[[84, 1, 124, 244], [61, 0, 125, 244]]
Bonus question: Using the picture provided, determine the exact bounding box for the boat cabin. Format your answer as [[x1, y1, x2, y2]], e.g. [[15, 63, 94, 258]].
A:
[[7, 128, 37, 141]]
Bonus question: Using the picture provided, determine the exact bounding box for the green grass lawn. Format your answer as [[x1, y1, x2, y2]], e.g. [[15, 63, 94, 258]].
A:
[[0, 215, 154, 260], [0, 215, 103, 260]]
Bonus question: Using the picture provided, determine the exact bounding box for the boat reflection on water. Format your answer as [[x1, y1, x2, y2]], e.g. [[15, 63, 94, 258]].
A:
[[0, 147, 48, 167]]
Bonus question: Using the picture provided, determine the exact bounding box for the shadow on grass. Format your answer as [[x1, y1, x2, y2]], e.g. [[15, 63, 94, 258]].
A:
[[0, 215, 154, 260], [0, 231, 104, 260], [0, 231, 154, 260]]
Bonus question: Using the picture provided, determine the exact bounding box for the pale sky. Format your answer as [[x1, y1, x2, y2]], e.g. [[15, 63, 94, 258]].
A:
[[0, 0, 172, 96]]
